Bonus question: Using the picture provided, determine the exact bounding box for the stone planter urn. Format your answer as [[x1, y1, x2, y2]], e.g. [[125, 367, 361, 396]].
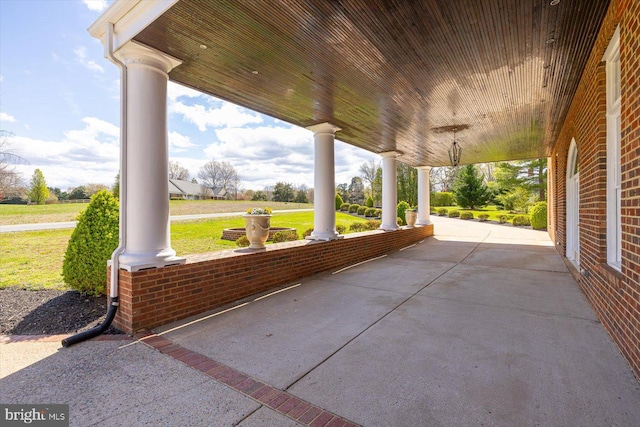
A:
[[405, 210, 418, 227], [244, 207, 272, 249]]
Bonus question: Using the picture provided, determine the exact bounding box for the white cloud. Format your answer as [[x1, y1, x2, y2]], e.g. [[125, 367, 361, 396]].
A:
[[9, 117, 120, 189], [0, 74, 3, 83], [82, 0, 108, 12], [1, 112, 16, 123], [170, 99, 263, 131], [169, 131, 196, 152], [168, 82, 205, 101], [74, 46, 104, 73]]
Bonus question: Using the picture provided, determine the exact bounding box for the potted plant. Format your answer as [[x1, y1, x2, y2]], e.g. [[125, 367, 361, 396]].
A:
[[244, 207, 272, 249], [405, 207, 418, 227]]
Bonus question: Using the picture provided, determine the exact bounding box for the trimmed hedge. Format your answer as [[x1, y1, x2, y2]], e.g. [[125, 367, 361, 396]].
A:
[[437, 208, 448, 216], [357, 206, 367, 215], [349, 204, 360, 213], [272, 230, 299, 243], [350, 222, 367, 232], [336, 224, 346, 234], [448, 209, 460, 218], [303, 228, 314, 238], [236, 235, 250, 247], [431, 192, 455, 207], [530, 201, 548, 229], [364, 207, 377, 217], [340, 203, 350, 211], [460, 211, 474, 220], [365, 220, 381, 230], [365, 196, 374, 207], [335, 194, 344, 210], [397, 201, 410, 225], [513, 215, 531, 226], [478, 214, 490, 222]]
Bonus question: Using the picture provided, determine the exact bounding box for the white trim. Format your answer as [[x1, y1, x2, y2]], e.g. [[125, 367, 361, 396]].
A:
[[88, 0, 179, 54], [566, 138, 580, 266], [604, 27, 622, 271]]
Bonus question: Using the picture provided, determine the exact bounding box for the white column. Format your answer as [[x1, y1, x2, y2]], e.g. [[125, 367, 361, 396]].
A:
[[417, 166, 431, 226], [307, 122, 341, 240], [116, 42, 184, 270], [380, 152, 399, 230]]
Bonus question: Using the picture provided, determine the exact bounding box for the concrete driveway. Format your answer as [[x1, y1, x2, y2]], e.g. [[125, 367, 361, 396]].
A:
[[2, 216, 639, 426]]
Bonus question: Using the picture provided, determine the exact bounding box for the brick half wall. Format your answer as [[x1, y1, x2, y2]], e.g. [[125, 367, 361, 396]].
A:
[[110, 225, 434, 334]]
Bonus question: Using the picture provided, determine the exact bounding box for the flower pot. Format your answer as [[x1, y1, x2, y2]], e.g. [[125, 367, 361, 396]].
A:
[[405, 210, 417, 227], [244, 215, 271, 249]]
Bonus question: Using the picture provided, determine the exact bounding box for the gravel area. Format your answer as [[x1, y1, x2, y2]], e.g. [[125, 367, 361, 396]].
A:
[[0, 288, 122, 335]]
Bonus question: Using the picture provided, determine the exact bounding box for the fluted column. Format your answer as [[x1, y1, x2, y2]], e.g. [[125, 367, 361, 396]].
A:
[[417, 166, 431, 225], [380, 151, 399, 230], [307, 122, 341, 240]]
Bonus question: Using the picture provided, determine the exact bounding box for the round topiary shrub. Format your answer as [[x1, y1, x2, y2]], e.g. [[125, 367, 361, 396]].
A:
[[303, 228, 314, 238], [460, 211, 474, 220], [349, 204, 360, 213], [62, 190, 119, 296], [498, 214, 509, 224], [397, 201, 410, 225], [478, 214, 490, 222], [365, 196, 374, 208], [236, 235, 250, 247], [340, 203, 350, 211], [374, 209, 382, 218], [335, 193, 344, 210], [272, 230, 299, 243], [365, 220, 381, 230], [513, 215, 531, 226], [448, 209, 460, 218], [350, 222, 367, 232], [336, 224, 346, 234], [364, 207, 376, 217], [357, 206, 367, 215], [437, 208, 448, 216], [530, 201, 548, 230], [397, 217, 403, 226]]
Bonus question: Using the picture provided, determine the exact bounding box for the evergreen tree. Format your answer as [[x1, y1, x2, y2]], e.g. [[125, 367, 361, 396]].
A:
[[453, 164, 491, 209], [27, 168, 49, 204], [519, 158, 547, 202], [294, 189, 308, 203], [112, 173, 120, 199], [272, 182, 295, 202]]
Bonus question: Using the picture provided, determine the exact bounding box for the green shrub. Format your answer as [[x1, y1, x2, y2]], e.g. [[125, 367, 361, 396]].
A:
[[478, 214, 490, 222], [364, 207, 377, 217], [460, 211, 474, 220], [397, 201, 410, 225], [357, 206, 367, 215], [374, 209, 382, 218], [350, 222, 367, 232], [365, 196, 374, 208], [62, 190, 119, 296], [336, 224, 346, 234], [349, 204, 360, 213], [335, 194, 344, 210], [437, 208, 448, 216], [303, 228, 314, 238], [272, 230, 299, 243], [448, 209, 460, 218], [365, 220, 381, 230], [397, 217, 403, 226], [513, 215, 531, 226], [236, 235, 250, 247], [498, 214, 509, 224], [340, 203, 350, 211], [431, 192, 455, 207], [530, 201, 548, 229]]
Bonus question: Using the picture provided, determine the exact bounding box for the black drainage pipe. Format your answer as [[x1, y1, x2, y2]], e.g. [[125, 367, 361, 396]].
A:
[[62, 297, 119, 347]]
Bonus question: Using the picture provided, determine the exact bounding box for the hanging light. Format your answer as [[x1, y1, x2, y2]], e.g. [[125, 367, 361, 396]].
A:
[[448, 127, 462, 166]]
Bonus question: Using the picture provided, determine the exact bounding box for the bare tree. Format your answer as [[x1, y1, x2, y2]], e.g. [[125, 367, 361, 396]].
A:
[[169, 161, 190, 181], [198, 160, 239, 199], [359, 159, 379, 196], [0, 131, 27, 199], [229, 170, 243, 200], [430, 166, 459, 192]]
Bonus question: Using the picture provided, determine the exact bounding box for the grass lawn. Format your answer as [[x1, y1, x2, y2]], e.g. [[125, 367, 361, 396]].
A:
[[0, 211, 366, 291], [0, 199, 313, 226]]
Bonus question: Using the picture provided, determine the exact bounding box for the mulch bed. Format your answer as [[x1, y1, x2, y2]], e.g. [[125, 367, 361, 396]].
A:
[[0, 288, 122, 335]]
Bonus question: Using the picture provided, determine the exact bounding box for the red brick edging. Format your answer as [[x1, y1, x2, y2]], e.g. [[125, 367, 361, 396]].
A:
[[136, 331, 359, 427]]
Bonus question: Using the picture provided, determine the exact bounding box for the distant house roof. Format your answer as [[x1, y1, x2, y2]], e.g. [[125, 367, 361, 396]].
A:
[[170, 179, 205, 196]]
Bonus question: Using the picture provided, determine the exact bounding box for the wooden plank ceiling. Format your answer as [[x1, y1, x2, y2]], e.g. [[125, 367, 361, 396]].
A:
[[134, 0, 609, 167]]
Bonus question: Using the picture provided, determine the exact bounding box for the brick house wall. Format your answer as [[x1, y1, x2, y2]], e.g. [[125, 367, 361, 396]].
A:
[[550, 0, 640, 379], [110, 225, 433, 335]]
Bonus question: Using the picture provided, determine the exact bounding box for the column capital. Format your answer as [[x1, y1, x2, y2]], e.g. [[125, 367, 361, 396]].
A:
[[379, 151, 401, 159], [116, 41, 182, 74], [416, 165, 432, 171], [306, 122, 341, 135]]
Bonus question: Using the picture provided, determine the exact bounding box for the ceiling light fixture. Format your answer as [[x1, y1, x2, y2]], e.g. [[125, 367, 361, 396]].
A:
[[252, 70, 259, 74], [448, 127, 462, 167], [550, 0, 560, 5], [199, 44, 207, 49]]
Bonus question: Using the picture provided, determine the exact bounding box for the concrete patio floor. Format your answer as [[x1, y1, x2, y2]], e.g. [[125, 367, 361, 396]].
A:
[[2, 216, 639, 426]]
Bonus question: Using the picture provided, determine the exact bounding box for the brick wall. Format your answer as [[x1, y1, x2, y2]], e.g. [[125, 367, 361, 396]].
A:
[[550, 0, 640, 380], [110, 225, 433, 334]]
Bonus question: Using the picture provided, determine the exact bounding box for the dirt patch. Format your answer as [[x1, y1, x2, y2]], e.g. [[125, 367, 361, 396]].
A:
[[0, 288, 122, 335]]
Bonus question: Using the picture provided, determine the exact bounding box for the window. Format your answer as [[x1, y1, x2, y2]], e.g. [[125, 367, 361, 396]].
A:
[[604, 27, 621, 270]]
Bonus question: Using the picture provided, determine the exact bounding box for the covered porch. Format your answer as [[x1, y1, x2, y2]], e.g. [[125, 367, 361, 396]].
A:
[[3, 216, 639, 425]]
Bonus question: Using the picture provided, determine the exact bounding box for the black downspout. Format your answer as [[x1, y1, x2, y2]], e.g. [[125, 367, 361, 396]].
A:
[[61, 297, 119, 347]]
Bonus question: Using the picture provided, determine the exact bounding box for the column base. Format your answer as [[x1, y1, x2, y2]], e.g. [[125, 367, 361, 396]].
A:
[[416, 220, 432, 226], [307, 231, 343, 241], [118, 249, 186, 272], [379, 224, 399, 231]]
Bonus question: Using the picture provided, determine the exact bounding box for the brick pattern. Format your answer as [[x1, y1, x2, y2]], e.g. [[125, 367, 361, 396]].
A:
[[550, 0, 640, 380], [137, 331, 360, 427], [111, 226, 433, 335]]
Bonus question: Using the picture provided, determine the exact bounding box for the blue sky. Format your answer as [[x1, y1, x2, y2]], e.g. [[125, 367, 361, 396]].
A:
[[0, 0, 378, 192]]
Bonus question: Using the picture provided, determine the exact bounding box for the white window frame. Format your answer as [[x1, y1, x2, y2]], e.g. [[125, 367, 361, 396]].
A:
[[604, 27, 622, 271]]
